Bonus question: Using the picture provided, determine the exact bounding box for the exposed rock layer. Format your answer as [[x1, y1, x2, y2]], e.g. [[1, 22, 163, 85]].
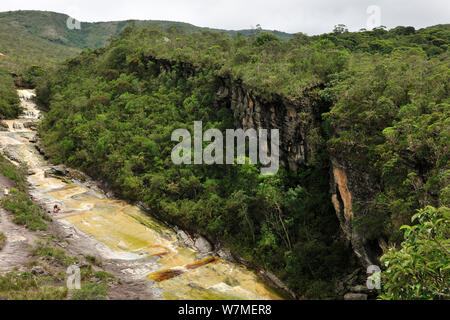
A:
[[147, 56, 378, 267]]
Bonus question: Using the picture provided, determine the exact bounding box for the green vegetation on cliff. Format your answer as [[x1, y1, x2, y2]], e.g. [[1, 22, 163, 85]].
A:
[[0, 71, 21, 119], [36, 22, 449, 299], [0, 240, 116, 300], [381, 206, 449, 300], [0, 155, 49, 231], [325, 48, 449, 244], [0, 232, 6, 250], [37, 25, 355, 298], [0, 10, 292, 75], [0, 154, 27, 190], [0, 271, 68, 300]]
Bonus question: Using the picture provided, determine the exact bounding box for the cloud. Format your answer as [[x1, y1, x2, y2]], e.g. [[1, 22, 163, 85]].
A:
[[1, 0, 449, 35]]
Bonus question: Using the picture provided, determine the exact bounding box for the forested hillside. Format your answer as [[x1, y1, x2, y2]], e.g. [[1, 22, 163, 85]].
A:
[[0, 10, 291, 120], [36, 23, 449, 299]]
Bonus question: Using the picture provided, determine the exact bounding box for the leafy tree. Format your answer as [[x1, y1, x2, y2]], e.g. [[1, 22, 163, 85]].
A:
[[380, 206, 450, 300]]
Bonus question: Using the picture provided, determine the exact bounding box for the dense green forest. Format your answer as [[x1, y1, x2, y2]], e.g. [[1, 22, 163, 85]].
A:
[[35, 23, 449, 299], [0, 70, 21, 119], [325, 50, 449, 240]]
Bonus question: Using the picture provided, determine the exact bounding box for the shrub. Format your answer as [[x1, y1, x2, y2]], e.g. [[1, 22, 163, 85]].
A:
[[0, 154, 27, 191], [32, 241, 77, 266], [71, 282, 108, 300]]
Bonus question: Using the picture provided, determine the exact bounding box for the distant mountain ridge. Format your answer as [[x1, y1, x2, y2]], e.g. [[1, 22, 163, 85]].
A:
[[0, 10, 293, 73]]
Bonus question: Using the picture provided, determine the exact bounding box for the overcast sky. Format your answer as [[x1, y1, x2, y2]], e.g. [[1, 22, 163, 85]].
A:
[[1, 0, 449, 35]]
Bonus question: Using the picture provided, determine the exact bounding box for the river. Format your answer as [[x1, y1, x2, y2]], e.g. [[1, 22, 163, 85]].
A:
[[0, 89, 283, 300]]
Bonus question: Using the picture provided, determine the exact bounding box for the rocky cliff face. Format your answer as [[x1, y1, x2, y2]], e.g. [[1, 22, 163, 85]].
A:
[[150, 56, 379, 268], [213, 76, 379, 268], [329, 158, 378, 267]]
